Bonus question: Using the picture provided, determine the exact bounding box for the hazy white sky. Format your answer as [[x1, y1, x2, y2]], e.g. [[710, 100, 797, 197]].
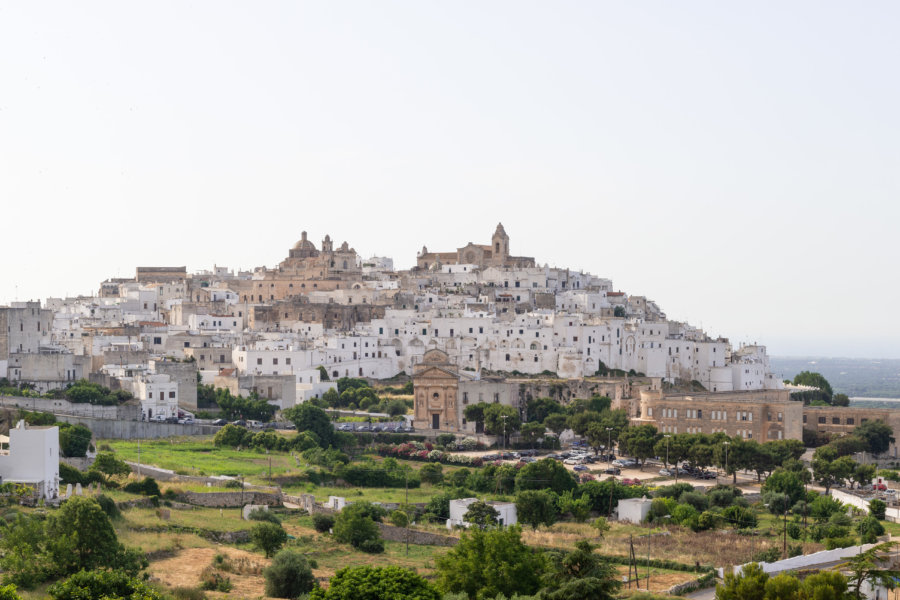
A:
[[1, 2, 898, 358]]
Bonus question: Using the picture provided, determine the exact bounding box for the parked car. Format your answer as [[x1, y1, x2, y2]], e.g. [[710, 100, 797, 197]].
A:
[[212, 418, 227, 426], [150, 415, 166, 422], [564, 457, 584, 465], [231, 420, 247, 427], [337, 423, 353, 431], [573, 465, 589, 472], [521, 456, 537, 463], [604, 466, 621, 475]]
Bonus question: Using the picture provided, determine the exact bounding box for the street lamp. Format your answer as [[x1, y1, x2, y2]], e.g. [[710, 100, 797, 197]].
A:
[[501, 414, 509, 452]]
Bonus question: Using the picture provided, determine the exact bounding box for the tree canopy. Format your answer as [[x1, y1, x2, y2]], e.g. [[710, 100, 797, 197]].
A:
[[435, 526, 545, 599], [310, 566, 439, 600]]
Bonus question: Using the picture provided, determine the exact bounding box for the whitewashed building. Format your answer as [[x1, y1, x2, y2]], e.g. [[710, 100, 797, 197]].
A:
[[0, 420, 60, 500], [447, 498, 517, 528]]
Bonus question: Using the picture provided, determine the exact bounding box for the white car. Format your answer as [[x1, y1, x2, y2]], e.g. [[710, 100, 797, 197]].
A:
[[564, 457, 585, 465]]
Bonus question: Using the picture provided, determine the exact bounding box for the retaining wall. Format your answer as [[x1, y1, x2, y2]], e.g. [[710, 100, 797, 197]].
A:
[[55, 415, 219, 439], [182, 491, 281, 508], [375, 522, 458, 546], [0, 395, 137, 419]]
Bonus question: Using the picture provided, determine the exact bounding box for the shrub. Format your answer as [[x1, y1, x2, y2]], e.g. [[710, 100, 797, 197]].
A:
[[752, 547, 781, 563], [707, 487, 736, 508], [95, 494, 120, 520], [869, 499, 887, 520], [654, 483, 694, 499], [251, 522, 288, 558], [824, 536, 856, 550], [199, 567, 232, 592], [857, 515, 885, 543], [170, 587, 206, 600], [419, 463, 443, 485], [248, 509, 280, 524], [358, 538, 385, 554], [678, 491, 709, 512], [49, 569, 164, 600], [122, 477, 161, 497], [787, 522, 803, 540], [671, 503, 699, 526], [264, 549, 316, 598], [58, 463, 85, 486], [722, 505, 758, 529], [694, 511, 719, 531], [313, 513, 335, 533], [333, 504, 382, 550], [649, 497, 675, 521], [390, 510, 409, 528]]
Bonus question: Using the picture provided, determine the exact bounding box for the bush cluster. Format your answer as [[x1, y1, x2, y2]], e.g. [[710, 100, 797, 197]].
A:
[[375, 443, 484, 467]]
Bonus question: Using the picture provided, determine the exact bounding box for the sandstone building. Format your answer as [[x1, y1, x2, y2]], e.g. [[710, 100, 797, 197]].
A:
[[416, 223, 535, 270]]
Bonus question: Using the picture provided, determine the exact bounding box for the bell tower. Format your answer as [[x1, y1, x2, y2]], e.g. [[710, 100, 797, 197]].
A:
[[492, 223, 509, 261]]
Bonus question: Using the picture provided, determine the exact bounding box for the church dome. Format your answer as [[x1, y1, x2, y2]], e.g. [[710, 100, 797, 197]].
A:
[[292, 231, 317, 252]]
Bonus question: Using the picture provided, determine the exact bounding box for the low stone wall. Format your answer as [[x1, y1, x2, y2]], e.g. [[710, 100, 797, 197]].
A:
[[182, 491, 281, 508], [376, 522, 458, 547]]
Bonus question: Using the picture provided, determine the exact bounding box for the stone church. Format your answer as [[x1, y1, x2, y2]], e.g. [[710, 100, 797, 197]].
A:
[[415, 223, 535, 271]]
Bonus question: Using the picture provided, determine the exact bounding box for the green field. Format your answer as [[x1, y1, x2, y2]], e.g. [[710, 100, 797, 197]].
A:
[[104, 437, 304, 483]]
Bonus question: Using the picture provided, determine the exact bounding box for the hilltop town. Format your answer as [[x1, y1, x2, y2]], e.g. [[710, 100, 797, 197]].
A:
[[1, 224, 898, 600], [2, 224, 893, 445]]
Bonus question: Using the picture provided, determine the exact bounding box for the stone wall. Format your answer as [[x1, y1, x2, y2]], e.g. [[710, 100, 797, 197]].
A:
[[182, 491, 281, 508], [375, 522, 458, 547]]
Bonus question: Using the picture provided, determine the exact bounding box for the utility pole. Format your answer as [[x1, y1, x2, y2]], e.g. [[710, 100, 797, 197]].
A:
[[239, 475, 244, 518], [606, 427, 613, 469], [647, 530, 651, 590], [501, 414, 508, 453], [405, 467, 410, 558], [783, 507, 788, 559], [722, 441, 730, 485], [137, 439, 141, 477]]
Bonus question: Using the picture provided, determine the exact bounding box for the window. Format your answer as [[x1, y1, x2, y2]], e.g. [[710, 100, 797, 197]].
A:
[[257, 358, 263, 365], [285, 358, 291, 365], [832, 417, 840, 424], [153, 336, 162, 344], [818, 416, 826, 424], [169, 391, 175, 398], [273, 358, 278, 365], [462, 392, 468, 404], [847, 417, 855, 425], [803, 415, 808, 423]]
